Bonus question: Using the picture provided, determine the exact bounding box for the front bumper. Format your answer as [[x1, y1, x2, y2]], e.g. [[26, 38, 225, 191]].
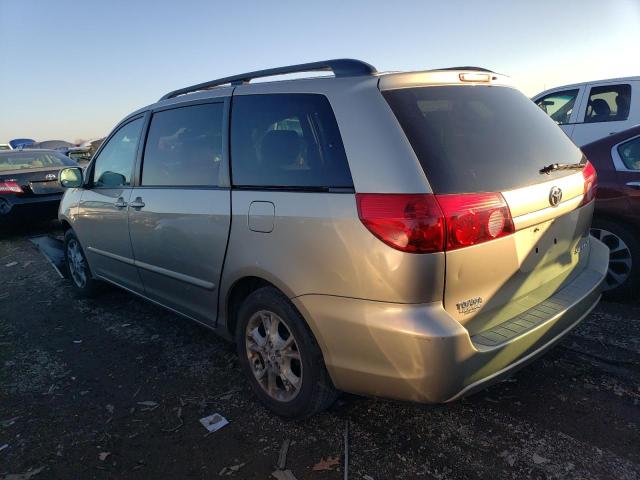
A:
[[0, 194, 62, 224], [292, 237, 609, 403]]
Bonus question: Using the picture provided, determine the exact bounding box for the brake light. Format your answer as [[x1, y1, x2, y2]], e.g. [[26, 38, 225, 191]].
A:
[[0, 181, 23, 194], [580, 160, 597, 206], [356, 192, 514, 253], [356, 194, 445, 253], [435, 193, 514, 250]]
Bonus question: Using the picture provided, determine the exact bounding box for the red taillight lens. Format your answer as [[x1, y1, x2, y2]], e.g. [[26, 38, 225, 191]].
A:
[[436, 192, 514, 251], [0, 181, 23, 194], [581, 160, 597, 206], [356, 194, 445, 253]]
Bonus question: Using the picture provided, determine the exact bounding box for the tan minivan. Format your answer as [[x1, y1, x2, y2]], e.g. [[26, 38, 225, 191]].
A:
[[58, 60, 609, 417]]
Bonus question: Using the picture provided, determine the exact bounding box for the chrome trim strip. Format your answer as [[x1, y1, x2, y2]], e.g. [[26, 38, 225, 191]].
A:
[[87, 246, 135, 265], [134, 259, 215, 290], [88, 247, 215, 289]]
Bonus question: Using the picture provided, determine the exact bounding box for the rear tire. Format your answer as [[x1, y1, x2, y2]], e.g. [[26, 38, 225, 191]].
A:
[[235, 286, 338, 418], [591, 219, 640, 301], [64, 229, 101, 297]]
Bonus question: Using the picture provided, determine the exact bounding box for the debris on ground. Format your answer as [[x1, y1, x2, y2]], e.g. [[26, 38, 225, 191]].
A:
[[343, 419, 349, 480], [98, 452, 111, 461], [161, 406, 184, 433], [271, 470, 298, 480], [199, 413, 228, 433], [218, 463, 246, 476], [137, 401, 159, 411], [0, 443, 9, 452], [532, 453, 550, 465], [277, 438, 291, 470], [4, 261, 17, 267], [2, 466, 46, 479], [312, 455, 340, 471]]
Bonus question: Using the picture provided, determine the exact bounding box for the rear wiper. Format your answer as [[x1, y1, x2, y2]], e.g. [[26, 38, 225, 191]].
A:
[[539, 162, 585, 175]]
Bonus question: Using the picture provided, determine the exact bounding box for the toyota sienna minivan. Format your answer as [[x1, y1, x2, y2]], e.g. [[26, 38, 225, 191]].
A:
[[58, 59, 609, 417]]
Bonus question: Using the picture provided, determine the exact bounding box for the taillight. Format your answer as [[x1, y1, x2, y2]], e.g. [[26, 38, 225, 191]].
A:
[[435, 193, 514, 251], [580, 160, 597, 206], [0, 181, 23, 194], [356, 192, 514, 253], [356, 194, 445, 253]]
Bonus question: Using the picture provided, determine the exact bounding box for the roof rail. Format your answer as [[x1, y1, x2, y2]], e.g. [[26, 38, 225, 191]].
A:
[[435, 66, 495, 73], [160, 59, 377, 101]]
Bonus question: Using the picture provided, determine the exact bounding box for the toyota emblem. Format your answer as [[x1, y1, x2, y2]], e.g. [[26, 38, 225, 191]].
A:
[[549, 186, 562, 207], [45, 174, 57, 181]]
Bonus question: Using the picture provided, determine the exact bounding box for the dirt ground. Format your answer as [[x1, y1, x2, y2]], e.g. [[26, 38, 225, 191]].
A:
[[1, 222, 639, 480]]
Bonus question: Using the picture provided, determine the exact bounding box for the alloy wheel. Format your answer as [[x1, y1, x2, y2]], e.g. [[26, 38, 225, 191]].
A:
[[245, 310, 303, 402], [591, 228, 633, 291], [67, 239, 87, 288]]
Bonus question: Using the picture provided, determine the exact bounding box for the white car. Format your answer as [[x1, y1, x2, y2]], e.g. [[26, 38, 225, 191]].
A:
[[533, 76, 639, 146]]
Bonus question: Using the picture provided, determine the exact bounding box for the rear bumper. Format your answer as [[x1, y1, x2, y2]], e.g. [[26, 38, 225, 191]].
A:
[[0, 194, 62, 223], [292, 237, 609, 403]]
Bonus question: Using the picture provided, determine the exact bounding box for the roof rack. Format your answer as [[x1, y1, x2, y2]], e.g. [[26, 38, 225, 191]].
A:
[[160, 58, 377, 101]]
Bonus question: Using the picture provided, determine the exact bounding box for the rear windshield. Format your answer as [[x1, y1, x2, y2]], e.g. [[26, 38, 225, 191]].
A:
[[382, 85, 583, 194], [0, 151, 75, 171]]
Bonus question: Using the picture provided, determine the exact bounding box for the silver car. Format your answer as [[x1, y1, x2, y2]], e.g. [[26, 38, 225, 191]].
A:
[[58, 59, 609, 417]]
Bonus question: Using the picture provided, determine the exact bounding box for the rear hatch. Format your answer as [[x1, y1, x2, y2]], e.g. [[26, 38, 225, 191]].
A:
[[381, 75, 596, 337]]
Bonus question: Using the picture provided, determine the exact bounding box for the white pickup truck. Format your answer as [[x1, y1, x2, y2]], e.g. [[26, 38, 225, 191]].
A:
[[533, 76, 639, 146]]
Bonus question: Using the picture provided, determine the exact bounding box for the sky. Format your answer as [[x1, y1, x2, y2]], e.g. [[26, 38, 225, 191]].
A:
[[1, 0, 639, 142]]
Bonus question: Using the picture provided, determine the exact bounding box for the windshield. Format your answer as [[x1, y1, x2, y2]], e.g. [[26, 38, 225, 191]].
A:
[[0, 151, 76, 171], [382, 85, 583, 193]]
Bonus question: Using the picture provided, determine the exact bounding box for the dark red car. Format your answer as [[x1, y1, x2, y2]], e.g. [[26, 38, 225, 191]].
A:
[[582, 125, 640, 300]]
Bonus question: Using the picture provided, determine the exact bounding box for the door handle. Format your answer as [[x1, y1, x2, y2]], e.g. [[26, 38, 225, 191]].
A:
[[626, 181, 640, 190], [129, 197, 146, 209], [114, 197, 128, 209]]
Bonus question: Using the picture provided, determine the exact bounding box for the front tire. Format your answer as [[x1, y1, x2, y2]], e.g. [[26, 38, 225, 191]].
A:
[[236, 287, 338, 418], [64, 229, 100, 297], [591, 219, 640, 301]]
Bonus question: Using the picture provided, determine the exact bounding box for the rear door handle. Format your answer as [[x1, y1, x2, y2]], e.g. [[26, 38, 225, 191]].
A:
[[129, 197, 145, 209], [114, 197, 128, 209], [626, 181, 640, 190]]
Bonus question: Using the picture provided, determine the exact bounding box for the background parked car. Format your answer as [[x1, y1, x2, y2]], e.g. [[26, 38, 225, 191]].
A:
[[9, 138, 35, 149], [0, 149, 79, 225], [533, 76, 639, 146], [582, 125, 640, 299], [0, 144, 12, 151]]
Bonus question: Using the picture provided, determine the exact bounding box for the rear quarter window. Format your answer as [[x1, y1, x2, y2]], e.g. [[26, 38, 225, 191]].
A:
[[383, 85, 583, 194], [230, 94, 353, 189]]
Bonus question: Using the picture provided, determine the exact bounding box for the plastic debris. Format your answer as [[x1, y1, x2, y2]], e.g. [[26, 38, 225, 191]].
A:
[[99, 452, 111, 461], [5, 261, 17, 267], [271, 470, 298, 480], [312, 456, 340, 471], [199, 413, 228, 433], [0, 444, 8, 452]]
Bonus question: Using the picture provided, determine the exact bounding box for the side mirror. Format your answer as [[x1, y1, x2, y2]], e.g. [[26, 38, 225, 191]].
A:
[[59, 167, 83, 188]]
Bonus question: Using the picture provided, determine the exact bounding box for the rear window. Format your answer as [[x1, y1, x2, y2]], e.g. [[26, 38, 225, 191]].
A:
[[0, 151, 75, 171], [383, 85, 583, 194], [231, 94, 353, 189]]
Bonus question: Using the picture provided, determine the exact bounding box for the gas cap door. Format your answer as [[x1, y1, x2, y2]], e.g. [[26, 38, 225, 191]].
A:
[[248, 201, 275, 233]]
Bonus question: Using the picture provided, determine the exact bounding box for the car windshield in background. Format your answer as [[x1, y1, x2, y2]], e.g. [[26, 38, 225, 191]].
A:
[[382, 85, 583, 194], [0, 151, 76, 171]]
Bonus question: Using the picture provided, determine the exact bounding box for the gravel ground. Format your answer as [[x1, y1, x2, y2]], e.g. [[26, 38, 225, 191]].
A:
[[1, 222, 639, 480]]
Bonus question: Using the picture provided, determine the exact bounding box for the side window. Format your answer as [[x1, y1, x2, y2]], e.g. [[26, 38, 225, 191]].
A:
[[535, 89, 579, 125], [617, 136, 640, 171], [93, 118, 143, 188], [584, 84, 631, 123], [231, 94, 353, 189], [142, 103, 224, 187]]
